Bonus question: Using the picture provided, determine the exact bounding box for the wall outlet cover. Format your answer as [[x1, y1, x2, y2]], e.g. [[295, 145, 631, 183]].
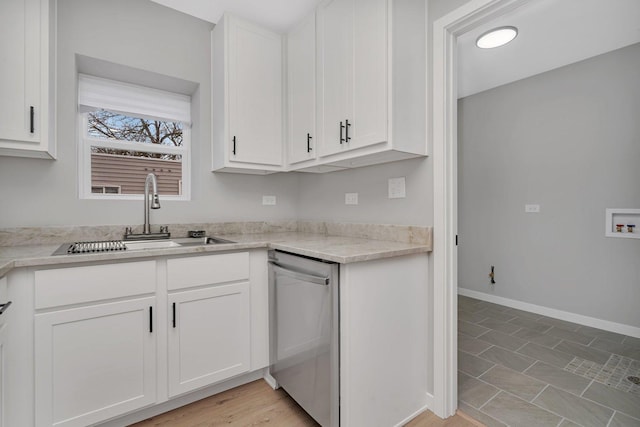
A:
[[525, 204, 540, 213], [262, 195, 276, 205], [345, 193, 358, 205], [388, 177, 406, 199]]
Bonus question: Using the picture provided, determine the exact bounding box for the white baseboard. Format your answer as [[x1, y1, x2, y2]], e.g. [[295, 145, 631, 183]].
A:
[[394, 398, 433, 427], [458, 288, 640, 339], [263, 372, 278, 389]]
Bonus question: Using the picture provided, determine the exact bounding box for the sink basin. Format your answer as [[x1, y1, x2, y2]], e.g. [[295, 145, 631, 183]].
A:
[[176, 236, 236, 246], [125, 240, 182, 251]]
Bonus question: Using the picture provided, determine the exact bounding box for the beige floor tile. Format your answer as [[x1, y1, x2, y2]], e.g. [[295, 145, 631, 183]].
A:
[[477, 318, 521, 334], [533, 386, 613, 427], [582, 381, 640, 420], [523, 361, 590, 395], [508, 316, 553, 333], [459, 321, 491, 338], [482, 392, 561, 427], [546, 326, 594, 345], [479, 365, 545, 401], [459, 350, 495, 377], [478, 329, 528, 351], [517, 342, 575, 369], [512, 327, 562, 348], [479, 346, 536, 372], [459, 333, 493, 355], [555, 340, 611, 364], [458, 371, 500, 409], [457, 402, 507, 427], [609, 411, 640, 427]]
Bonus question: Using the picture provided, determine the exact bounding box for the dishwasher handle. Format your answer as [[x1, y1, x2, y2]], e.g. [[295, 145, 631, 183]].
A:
[[269, 261, 330, 286]]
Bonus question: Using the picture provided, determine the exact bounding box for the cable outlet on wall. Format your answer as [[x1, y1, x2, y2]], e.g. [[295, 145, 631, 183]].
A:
[[345, 193, 358, 205], [525, 204, 540, 213], [262, 195, 276, 205], [388, 177, 406, 199]]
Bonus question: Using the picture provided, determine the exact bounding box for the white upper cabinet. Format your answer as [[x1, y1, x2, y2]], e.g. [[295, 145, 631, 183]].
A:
[[317, 0, 388, 158], [308, 0, 426, 170], [287, 12, 317, 165], [212, 14, 284, 174], [0, 0, 55, 159]]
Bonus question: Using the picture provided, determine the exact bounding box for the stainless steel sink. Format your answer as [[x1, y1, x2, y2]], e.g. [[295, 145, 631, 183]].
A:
[[125, 240, 182, 251], [175, 236, 236, 246], [52, 236, 235, 255]]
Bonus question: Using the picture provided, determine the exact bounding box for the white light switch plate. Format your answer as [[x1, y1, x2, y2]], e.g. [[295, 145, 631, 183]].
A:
[[345, 193, 358, 205], [525, 204, 540, 213], [388, 177, 406, 199], [262, 195, 276, 205]]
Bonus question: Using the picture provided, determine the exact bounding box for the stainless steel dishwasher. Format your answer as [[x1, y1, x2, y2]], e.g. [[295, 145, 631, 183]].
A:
[[268, 250, 339, 427]]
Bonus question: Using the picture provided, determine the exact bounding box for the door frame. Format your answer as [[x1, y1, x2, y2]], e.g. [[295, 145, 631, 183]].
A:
[[431, 0, 533, 418]]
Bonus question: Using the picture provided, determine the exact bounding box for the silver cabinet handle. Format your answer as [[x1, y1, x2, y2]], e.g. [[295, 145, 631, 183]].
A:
[[270, 262, 329, 285]]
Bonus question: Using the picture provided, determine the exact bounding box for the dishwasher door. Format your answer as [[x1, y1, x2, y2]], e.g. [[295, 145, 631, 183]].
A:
[[268, 250, 339, 427]]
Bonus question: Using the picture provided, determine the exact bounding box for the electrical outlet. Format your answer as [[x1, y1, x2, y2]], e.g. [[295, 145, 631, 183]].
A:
[[525, 204, 540, 213], [345, 193, 358, 205], [262, 195, 276, 205], [388, 177, 406, 199]]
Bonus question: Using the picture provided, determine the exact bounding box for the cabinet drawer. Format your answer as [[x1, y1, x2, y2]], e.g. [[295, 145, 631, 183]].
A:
[[35, 261, 156, 309], [167, 252, 249, 291]]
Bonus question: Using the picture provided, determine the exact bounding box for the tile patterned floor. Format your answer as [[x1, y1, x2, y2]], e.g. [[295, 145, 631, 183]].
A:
[[458, 296, 640, 427]]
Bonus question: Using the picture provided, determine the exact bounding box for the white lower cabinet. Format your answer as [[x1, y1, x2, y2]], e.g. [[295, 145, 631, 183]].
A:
[[35, 297, 157, 427], [168, 282, 251, 397], [24, 250, 268, 427]]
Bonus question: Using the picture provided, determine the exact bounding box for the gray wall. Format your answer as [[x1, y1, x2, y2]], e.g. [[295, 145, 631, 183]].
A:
[[0, 0, 299, 228], [458, 43, 640, 328]]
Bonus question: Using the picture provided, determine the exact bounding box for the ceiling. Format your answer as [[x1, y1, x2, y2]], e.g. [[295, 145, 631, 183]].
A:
[[457, 0, 640, 98], [149, 0, 640, 99], [150, 0, 321, 33]]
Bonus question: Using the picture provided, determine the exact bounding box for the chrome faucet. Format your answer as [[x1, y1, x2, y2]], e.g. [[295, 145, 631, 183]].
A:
[[143, 173, 161, 234]]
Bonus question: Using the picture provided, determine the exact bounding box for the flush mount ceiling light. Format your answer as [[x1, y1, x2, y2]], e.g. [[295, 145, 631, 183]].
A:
[[476, 26, 518, 49]]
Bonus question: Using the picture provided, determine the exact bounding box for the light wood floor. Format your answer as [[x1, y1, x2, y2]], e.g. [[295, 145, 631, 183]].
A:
[[131, 380, 481, 427]]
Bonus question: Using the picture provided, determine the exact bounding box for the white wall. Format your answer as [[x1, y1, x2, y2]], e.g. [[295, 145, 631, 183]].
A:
[[458, 43, 640, 328], [0, 0, 299, 228]]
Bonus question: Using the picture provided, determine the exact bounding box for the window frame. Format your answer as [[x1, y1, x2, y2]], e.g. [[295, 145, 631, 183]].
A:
[[77, 111, 191, 201]]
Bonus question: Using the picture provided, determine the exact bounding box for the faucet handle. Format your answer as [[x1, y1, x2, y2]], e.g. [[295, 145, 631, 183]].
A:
[[125, 226, 132, 235], [160, 225, 169, 234]]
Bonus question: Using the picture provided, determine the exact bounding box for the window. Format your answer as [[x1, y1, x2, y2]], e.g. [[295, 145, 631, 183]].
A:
[[78, 74, 191, 200]]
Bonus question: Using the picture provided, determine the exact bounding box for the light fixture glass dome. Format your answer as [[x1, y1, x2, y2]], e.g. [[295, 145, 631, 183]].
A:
[[476, 26, 518, 49]]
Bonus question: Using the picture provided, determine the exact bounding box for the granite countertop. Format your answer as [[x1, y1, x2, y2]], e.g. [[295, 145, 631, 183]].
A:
[[0, 231, 431, 278]]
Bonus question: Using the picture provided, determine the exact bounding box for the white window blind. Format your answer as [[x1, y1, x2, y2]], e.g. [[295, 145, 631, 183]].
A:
[[78, 74, 191, 124]]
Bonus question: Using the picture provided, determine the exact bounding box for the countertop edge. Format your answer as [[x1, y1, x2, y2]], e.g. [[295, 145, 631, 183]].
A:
[[0, 235, 431, 278]]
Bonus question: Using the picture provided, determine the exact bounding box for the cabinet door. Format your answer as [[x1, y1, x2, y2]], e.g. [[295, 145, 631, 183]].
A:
[[35, 297, 156, 427], [168, 282, 250, 397], [318, 0, 388, 157], [350, 0, 388, 149], [228, 17, 283, 166], [317, 0, 353, 157], [0, 0, 41, 144], [287, 13, 316, 165]]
